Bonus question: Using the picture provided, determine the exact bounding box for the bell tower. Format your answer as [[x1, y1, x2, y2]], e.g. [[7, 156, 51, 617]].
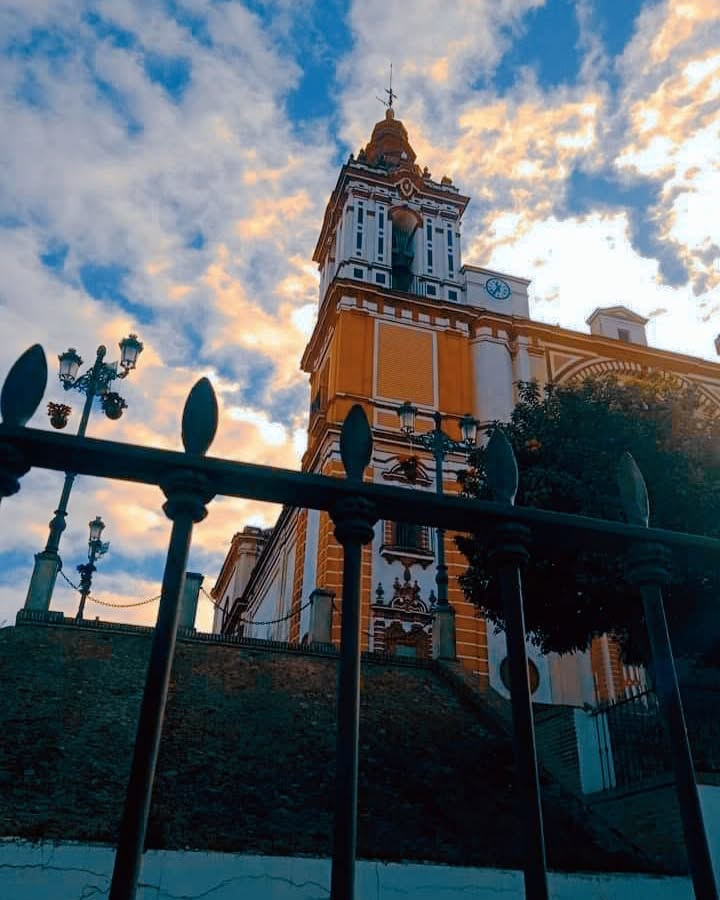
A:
[[313, 108, 471, 309], [296, 106, 539, 687]]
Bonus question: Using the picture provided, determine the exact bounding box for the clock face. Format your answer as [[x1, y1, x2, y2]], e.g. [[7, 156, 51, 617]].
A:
[[485, 277, 511, 301]]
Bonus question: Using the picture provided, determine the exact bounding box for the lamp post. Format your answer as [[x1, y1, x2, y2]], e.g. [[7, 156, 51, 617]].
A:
[[397, 402, 478, 658], [25, 335, 143, 613], [76, 516, 110, 621]]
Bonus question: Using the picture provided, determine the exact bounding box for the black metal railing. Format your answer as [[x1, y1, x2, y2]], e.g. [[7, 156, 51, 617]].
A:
[[602, 690, 671, 788], [592, 684, 720, 791], [388, 271, 441, 299], [1, 345, 719, 900]]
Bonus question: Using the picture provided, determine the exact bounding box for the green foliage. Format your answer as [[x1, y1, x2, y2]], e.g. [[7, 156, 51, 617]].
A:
[[456, 375, 720, 663]]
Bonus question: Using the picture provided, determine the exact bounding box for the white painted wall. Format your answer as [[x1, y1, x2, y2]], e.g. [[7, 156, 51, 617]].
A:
[[575, 707, 616, 793], [463, 266, 531, 317], [699, 784, 720, 888], [0, 840, 695, 900], [486, 628, 554, 705], [470, 333, 515, 423], [299, 508, 320, 641], [547, 650, 596, 707], [588, 311, 648, 345]]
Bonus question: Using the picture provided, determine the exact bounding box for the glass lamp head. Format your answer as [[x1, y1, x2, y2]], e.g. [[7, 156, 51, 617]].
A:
[[88, 516, 105, 543], [119, 333, 144, 370], [460, 413, 479, 445], [58, 348, 82, 384], [397, 400, 417, 435]]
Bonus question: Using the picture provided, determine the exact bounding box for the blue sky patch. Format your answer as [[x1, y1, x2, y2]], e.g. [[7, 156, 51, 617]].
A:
[[565, 168, 688, 286], [565, 168, 658, 217], [15, 70, 46, 108], [92, 75, 143, 136], [285, 0, 352, 128], [494, 0, 582, 92], [595, 0, 651, 59], [188, 231, 206, 250], [0, 550, 34, 585], [220, 353, 275, 409], [84, 11, 136, 50], [80, 262, 131, 303], [80, 262, 155, 324], [144, 53, 192, 102], [164, 0, 212, 47], [231, 0, 351, 135], [5, 27, 72, 60], [40, 241, 69, 271]]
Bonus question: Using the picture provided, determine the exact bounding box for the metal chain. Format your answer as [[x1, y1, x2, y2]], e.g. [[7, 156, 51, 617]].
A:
[[200, 585, 313, 626], [58, 568, 161, 608], [89, 594, 161, 609], [57, 571, 312, 620]]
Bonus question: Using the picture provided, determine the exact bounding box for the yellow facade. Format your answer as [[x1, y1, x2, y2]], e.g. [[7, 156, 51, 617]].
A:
[[215, 111, 720, 706]]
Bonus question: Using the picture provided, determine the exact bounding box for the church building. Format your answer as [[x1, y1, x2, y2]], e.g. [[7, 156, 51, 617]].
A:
[[212, 107, 720, 707]]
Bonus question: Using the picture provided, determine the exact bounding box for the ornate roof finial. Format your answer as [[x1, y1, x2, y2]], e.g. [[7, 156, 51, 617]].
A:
[[376, 62, 397, 115]]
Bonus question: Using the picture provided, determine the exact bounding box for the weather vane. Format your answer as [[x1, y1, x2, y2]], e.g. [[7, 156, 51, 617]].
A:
[[377, 63, 397, 110]]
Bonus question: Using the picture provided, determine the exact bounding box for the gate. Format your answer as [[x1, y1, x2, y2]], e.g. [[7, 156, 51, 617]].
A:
[[0, 344, 718, 900]]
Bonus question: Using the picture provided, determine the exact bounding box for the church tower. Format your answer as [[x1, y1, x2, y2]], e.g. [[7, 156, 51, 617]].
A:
[[213, 105, 720, 708], [216, 105, 554, 695], [296, 104, 539, 683]]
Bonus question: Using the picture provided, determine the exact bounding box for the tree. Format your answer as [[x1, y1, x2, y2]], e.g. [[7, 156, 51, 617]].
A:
[[456, 375, 720, 664]]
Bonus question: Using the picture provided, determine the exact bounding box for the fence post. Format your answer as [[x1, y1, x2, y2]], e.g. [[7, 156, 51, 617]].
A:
[[619, 452, 718, 900], [109, 379, 217, 900], [309, 587, 335, 645], [486, 430, 549, 900], [178, 571, 203, 632], [0, 345, 47, 505], [329, 405, 376, 900]]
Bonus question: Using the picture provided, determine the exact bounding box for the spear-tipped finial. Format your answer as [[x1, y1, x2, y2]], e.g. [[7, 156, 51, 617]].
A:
[[376, 62, 397, 112], [617, 451, 650, 527], [340, 404, 373, 481], [485, 429, 519, 506], [1, 344, 48, 427], [181, 377, 218, 456]]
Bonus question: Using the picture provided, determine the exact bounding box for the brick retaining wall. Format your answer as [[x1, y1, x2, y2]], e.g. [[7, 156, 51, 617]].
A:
[[0, 620, 668, 873]]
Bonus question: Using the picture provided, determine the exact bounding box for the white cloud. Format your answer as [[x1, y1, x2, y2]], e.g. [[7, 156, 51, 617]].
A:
[[0, 0, 332, 625]]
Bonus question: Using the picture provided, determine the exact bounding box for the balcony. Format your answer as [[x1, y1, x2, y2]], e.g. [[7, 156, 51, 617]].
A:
[[388, 272, 446, 301]]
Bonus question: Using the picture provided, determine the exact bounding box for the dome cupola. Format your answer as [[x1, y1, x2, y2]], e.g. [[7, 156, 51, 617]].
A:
[[360, 108, 416, 169]]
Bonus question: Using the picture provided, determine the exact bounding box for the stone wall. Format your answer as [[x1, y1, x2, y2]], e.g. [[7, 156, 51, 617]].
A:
[[587, 777, 686, 872], [0, 620, 665, 873]]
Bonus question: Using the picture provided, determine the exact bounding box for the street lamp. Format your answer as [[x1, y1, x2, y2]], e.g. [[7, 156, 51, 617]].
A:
[[25, 335, 143, 613], [75, 516, 110, 621], [397, 402, 479, 611]]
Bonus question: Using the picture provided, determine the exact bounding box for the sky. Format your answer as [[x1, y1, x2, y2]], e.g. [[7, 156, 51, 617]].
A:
[[0, 0, 719, 630]]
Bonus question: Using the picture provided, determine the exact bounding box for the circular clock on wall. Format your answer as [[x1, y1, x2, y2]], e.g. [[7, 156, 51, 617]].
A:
[[485, 277, 511, 300]]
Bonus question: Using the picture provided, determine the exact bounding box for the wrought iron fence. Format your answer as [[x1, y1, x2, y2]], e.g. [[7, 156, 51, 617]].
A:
[[602, 689, 670, 788], [591, 684, 720, 792], [1, 344, 719, 900]]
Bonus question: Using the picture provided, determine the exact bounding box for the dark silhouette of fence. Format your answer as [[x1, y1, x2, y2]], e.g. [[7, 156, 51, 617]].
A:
[[1, 344, 718, 900]]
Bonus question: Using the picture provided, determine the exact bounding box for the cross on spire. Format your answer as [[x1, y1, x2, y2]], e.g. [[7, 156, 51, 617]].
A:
[[377, 63, 397, 110]]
